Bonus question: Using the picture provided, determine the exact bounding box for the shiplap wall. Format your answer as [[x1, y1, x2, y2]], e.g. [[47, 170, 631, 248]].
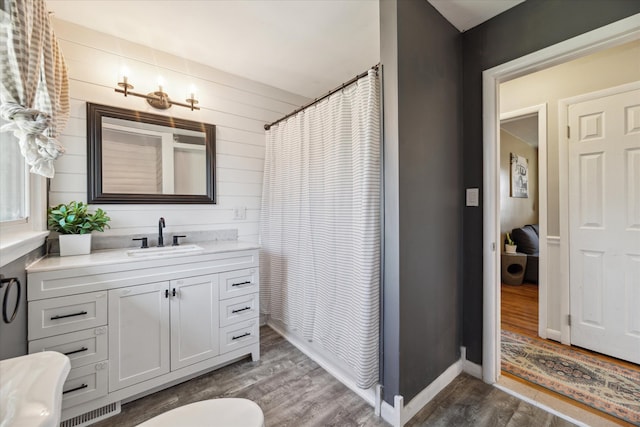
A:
[[50, 19, 309, 243]]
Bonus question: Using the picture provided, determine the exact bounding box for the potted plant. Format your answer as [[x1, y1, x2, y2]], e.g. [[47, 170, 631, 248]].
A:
[[504, 232, 517, 254], [48, 201, 111, 256]]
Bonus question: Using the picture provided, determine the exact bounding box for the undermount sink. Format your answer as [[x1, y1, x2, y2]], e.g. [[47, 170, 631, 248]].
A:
[[0, 351, 71, 427], [126, 244, 204, 257]]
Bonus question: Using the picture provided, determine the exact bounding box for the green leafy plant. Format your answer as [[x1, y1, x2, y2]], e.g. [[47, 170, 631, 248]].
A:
[[504, 232, 515, 246], [48, 201, 111, 235]]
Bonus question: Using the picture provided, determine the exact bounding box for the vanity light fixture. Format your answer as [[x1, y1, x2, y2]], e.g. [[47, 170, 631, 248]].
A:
[[115, 76, 200, 111]]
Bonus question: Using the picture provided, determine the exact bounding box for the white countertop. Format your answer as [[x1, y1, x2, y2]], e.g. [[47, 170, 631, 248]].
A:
[[27, 240, 260, 273]]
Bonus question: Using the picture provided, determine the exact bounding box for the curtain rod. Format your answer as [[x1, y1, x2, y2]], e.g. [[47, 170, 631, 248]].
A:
[[264, 63, 380, 131]]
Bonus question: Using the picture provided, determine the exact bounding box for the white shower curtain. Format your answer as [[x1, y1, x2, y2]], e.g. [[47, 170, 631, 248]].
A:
[[260, 69, 380, 389]]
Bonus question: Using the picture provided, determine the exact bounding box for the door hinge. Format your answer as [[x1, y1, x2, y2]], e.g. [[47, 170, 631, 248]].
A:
[[567, 314, 572, 326], [567, 126, 570, 139]]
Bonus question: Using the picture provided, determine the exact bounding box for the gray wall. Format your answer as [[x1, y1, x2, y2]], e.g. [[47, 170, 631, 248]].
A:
[[461, 0, 640, 364], [0, 247, 45, 360], [381, 0, 462, 403]]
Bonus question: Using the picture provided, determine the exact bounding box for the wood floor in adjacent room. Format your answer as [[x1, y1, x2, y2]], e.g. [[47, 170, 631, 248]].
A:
[[500, 282, 639, 426], [95, 326, 574, 427]]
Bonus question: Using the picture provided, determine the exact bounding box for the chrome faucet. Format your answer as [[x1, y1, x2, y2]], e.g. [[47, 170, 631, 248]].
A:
[[158, 217, 166, 247]]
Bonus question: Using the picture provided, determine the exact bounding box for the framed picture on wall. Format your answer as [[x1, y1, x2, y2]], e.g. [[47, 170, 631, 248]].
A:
[[510, 153, 528, 198]]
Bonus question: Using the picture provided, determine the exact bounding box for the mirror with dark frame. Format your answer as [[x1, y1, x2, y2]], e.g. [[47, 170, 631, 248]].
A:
[[86, 102, 216, 204]]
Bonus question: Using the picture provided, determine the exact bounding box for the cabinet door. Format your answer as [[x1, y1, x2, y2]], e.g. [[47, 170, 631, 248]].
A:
[[170, 274, 219, 370], [108, 282, 170, 391]]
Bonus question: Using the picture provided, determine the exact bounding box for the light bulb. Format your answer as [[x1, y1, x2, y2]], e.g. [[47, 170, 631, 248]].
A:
[[188, 85, 197, 100]]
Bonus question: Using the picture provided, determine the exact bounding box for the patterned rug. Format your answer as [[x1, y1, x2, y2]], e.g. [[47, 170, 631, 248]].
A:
[[501, 330, 640, 425]]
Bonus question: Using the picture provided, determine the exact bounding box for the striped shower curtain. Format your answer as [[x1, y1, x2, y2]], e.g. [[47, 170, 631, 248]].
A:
[[260, 70, 380, 389]]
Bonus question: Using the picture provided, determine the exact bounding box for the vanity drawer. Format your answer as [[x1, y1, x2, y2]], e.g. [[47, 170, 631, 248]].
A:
[[61, 361, 108, 409], [29, 327, 108, 369], [28, 292, 108, 340], [219, 319, 259, 354], [219, 293, 258, 327], [219, 268, 258, 300]]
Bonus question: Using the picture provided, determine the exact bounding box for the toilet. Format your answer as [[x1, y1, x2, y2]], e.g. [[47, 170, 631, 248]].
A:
[[137, 398, 264, 427]]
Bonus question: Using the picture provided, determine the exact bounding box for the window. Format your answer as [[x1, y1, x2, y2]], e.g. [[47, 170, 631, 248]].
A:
[[0, 117, 48, 268], [0, 117, 28, 224]]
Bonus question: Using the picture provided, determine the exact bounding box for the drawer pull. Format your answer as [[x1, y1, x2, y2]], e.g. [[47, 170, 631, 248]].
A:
[[51, 311, 88, 320], [231, 281, 251, 287], [63, 346, 88, 356], [231, 306, 251, 314], [63, 383, 88, 394], [232, 332, 251, 340]]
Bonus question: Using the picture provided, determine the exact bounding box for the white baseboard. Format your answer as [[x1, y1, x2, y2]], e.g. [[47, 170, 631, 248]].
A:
[[460, 346, 482, 379], [381, 359, 463, 427], [546, 329, 562, 342], [401, 360, 462, 425], [266, 320, 377, 406], [463, 360, 483, 379]]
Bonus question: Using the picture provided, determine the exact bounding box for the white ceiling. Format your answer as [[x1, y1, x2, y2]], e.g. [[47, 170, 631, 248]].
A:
[[428, 0, 525, 32], [501, 115, 538, 147], [47, 0, 525, 99]]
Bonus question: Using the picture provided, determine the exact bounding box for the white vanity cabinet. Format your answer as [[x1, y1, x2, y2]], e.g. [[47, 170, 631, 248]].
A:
[[108, 282, 170, 391], [27, 243, 259, 426], [108, 275, 220, 391]]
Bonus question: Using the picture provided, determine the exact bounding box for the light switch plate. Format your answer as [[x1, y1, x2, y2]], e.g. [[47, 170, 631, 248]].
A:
[[233, 206, 247, 220], [466, 188, 479, 207]]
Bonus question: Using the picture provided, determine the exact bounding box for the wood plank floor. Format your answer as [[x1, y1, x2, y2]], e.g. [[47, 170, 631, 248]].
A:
[[501, 282, 539, 337], [500, 282, 639, 425], [94, 326, 574, 427], [500, 282, 639, 370]]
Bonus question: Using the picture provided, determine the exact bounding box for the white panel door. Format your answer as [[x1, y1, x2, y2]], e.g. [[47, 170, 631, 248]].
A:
[[108, 282, 170, 391], [568, 87, 640, 364], [170, 275, 219, 370]]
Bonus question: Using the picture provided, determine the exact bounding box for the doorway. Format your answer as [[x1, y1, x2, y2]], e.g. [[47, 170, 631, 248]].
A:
[[483, 15, 640, 386], [498, 107, 544, 341]]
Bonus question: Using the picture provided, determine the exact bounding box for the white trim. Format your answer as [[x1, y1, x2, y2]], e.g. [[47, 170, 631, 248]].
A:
[[0, 230, 49, 268], [494, 384, 591, 427], [401, 360, 462, 425], [546, 329, 562, 342], [0, 171, 48, 268], [545, 236, 562, 341], [463, 360, 483, 380], [381, 360, 463, 427], [461, 345, 483, 378], [557, 80, 640, 348], [500, 104, 548, 339], [381, 396, 402, 427], [482, 13, 640, 385], [266, 320, 377, 405]]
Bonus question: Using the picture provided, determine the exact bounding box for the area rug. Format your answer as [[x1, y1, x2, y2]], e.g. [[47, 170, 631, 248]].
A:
[[501, 330, 640, 425]]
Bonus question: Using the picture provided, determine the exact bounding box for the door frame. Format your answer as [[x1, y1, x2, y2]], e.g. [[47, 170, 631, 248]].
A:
[[500, 105, 548, 339], [558, 80, 640, 348], [482, 14, 640, 384]]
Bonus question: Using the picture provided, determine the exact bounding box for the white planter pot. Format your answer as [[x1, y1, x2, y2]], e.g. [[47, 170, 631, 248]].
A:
[[59, 234, 92, 257], [505, 244, 517, 254]]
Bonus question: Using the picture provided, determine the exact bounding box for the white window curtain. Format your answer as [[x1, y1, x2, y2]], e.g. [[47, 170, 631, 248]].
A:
[[0, 0, 69, 178], [260, 69, 381, 388]]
